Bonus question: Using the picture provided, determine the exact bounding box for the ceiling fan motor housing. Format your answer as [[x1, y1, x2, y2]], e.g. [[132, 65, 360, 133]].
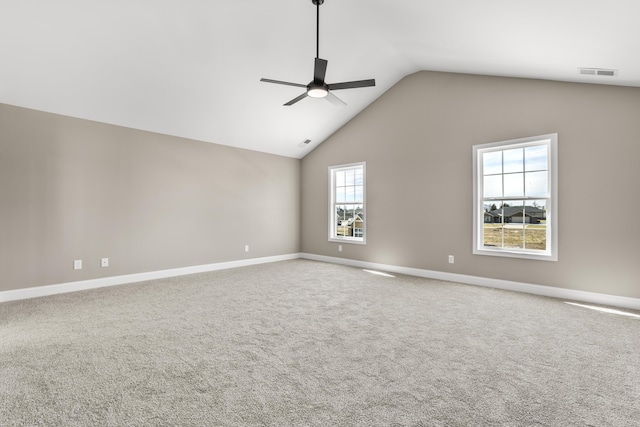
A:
[[312, 0, 324, 5]]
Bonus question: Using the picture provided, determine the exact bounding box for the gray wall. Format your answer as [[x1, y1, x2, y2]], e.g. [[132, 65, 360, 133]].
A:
[[301, 71, 640, 299], [0, 104, 300, 292]]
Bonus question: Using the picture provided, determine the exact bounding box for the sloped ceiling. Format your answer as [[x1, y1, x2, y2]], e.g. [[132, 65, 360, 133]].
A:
[[1, 0, 638, 159]]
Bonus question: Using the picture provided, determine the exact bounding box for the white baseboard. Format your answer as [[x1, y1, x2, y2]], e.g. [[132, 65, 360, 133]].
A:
[[0, 253, 301, 303], [3, 252, 639, 312], [300, 253, 640, 311]]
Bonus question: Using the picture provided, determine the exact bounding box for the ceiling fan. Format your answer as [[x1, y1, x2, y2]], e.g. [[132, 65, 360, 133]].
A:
[[260, 0, 375, 106]]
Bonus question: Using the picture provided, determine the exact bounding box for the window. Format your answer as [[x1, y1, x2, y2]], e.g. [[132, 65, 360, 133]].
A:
[[329, 162, 365, 244], [473, 134, 557, 261]]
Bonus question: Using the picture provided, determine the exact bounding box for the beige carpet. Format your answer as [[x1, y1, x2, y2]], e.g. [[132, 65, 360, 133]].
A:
[[1, 259, 639, 426]]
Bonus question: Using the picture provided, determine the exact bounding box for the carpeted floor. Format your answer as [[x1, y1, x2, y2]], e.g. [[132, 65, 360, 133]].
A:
[[1, 259, 639, 426]]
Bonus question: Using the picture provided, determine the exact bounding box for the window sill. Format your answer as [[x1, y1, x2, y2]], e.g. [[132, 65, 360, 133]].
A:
[[329, 237, 366, 245], [474, 247, 557, 262]]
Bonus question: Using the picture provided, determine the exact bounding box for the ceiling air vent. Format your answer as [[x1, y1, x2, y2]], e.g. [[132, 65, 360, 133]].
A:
[[578, 67, 618, 77], [298, 139, 311, 147]]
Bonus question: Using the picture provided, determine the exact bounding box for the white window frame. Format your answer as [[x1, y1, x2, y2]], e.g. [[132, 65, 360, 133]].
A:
[[329, 162, 366, 244], [473, 134, 558, 261]]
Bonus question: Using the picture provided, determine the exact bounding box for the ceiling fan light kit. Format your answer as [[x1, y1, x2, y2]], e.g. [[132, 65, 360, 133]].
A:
[[260, 0, 375, 106], [307, 85, 328, 98]]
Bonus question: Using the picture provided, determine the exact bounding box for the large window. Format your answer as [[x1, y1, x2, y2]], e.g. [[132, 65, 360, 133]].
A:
[[473, 134, 557, 261], [329, 162, 365, 244]]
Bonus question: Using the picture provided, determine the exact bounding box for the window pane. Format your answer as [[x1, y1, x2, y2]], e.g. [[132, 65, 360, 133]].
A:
[[501, 203, 525, 248], [483, 201, 504, 247], [336, 187, 346, 203], [335, 170, 345, 187], [335, 205, 346, 236], [345, 186, 355, 202], [503, 223, 525, 249], [524, 199, 547, 250], [503, 148, 523, 173], [525, 227, 546, 250], [355, 186, 364, 202], [484, 175, 502, 198], [483, 222, 502, 247], [355, 168, 363, 185], [525, 145, 548, 172], [482, 198, 549, 251], [525, 171, 548, 197], [345, 169, 355, 186], [483, 151, 502, 175], [335, 204, 362, 238], [504, 173, 524, 197]]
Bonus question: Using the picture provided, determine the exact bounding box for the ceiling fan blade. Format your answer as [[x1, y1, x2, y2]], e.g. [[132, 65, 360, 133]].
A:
[[327, 79, 376, 91], [260, 78, 307, 88], [314, 58, 328, 83], [284, 92, 308, 106], [325, 91, 347, 107]]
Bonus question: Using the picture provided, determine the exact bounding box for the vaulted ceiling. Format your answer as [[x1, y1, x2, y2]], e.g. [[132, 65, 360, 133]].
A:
[[2, 0, 638, 158]]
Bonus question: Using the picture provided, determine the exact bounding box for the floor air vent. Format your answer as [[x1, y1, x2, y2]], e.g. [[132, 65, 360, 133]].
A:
[[578, 67, 618, 77]]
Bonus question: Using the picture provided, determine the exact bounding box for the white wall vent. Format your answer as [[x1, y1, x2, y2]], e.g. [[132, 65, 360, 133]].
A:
[[298, 139, 312, 147], [578, 68, 618, 77]]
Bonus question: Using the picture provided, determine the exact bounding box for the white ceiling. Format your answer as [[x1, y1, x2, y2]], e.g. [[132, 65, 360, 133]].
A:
[[2, 0, 638, 159]]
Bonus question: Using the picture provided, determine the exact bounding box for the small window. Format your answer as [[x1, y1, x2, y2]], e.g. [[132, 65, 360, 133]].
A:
[[473, 134, 557, 261], [329, 162, 366, 244]]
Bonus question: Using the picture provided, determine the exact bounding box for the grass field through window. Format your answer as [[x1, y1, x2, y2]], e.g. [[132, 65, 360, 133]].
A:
[[484, 224, 547, 250]]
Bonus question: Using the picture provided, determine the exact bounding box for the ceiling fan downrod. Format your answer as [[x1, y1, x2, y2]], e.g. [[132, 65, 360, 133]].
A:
[[313, 0, 324, 59]]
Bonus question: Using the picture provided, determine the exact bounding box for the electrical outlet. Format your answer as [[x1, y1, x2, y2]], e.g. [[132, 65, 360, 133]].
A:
[[448, 255, 455, 264], [73, 260, 83, 270], [244, 245, 249, 252], [101, 258, 109, 267], [338, 244, 343, 252]]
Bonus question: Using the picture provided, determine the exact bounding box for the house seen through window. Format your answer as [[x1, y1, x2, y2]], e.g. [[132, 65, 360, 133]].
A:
[[329, 162, 365, 244], [473, 134, 557, 261]]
